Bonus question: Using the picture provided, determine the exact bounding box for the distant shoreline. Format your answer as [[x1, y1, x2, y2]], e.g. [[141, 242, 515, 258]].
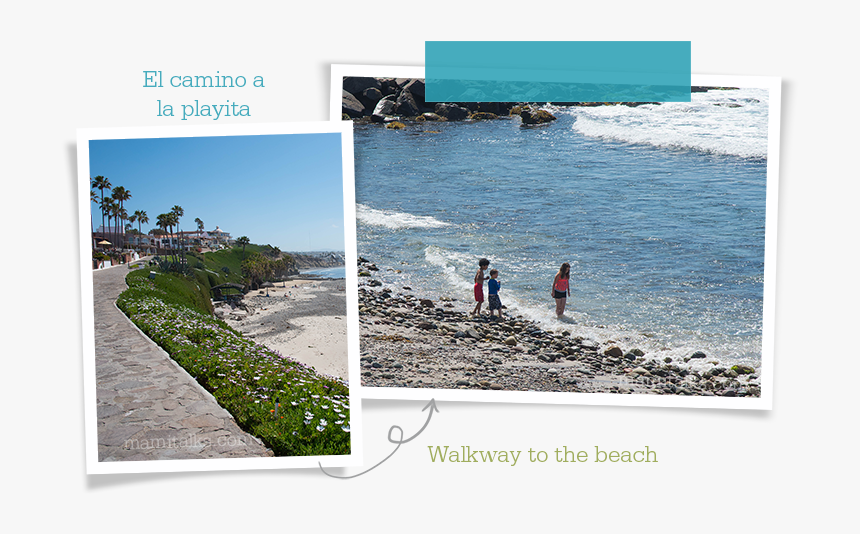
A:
[[298, 264, 346, 280]]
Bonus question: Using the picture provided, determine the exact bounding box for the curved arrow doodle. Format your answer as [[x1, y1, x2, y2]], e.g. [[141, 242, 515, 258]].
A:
[[319, 399, 439, 479]]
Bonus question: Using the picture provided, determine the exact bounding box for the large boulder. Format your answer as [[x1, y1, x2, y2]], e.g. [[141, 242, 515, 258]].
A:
[[358, 87, 383, 111], [378, 78, 399, 96], [435, 103, 470, 121], [395, 89, 421, 117], [342, 90, 365, 118], [520, 108, 557, 125], [343, 76, 382, 97], [402, 79, 426, 100], [373, 94, 397, 117]]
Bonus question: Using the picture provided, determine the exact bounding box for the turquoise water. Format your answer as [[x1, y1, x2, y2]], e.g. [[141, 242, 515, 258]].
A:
[[353, 89, 769, 365]]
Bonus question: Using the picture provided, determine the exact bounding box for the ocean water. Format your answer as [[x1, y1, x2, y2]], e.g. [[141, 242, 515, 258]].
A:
[[354, 88, 770, 367], [302, 266, 346, 279]]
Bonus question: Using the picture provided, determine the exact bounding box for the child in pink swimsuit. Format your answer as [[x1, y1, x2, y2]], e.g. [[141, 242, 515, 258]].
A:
[[552, 262, 571, 317], [472, 258, 490, 317]]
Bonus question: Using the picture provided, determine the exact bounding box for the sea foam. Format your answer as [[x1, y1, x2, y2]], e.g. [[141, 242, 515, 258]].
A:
[[568, 88, 769, 159], [357, 204, 451, 229]]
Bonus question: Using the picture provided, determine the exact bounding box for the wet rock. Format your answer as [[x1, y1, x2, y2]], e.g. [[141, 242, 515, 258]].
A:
[[690, 351, 707, 359], [604, 346, 623, 357], [732, 364, 755, 375], [342, 90, 365, 118], [470, 111, 498, 120], [520, 108, 557, 125], [435, 103, 470, 121], [395, 89, 420, 117], [580, 339, 599, 350], [343, 76, 382, 97], [372, 95, 397, 117]]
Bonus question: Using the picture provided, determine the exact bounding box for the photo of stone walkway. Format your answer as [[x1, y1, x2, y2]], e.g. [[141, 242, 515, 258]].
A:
[[93, 262, 273, 461]]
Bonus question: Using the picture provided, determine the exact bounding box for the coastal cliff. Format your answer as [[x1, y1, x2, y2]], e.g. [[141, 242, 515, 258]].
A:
[[292, 251, 344, 270]]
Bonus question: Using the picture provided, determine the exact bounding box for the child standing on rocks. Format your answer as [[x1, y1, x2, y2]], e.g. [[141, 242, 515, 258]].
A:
[[487, 269, 503, 319], [472, 258, 490, 317]]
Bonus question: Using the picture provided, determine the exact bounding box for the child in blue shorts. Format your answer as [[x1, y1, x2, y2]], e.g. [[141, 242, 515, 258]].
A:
[[487, 269, 503, 319]]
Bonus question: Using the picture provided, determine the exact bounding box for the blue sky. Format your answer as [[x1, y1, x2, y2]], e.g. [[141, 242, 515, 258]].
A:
[[89, 133, 345, 251]]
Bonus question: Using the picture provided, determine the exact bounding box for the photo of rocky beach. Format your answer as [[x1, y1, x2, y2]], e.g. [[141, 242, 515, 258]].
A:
[[342, 76, 772, 398]]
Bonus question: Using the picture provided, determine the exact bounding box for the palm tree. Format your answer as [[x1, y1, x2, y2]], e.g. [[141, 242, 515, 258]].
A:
[[112, 186, 132, 249], [133, 210, 149, 254], [170, 205, 184, 257], [90, 190, 98, 248], [99, 198, 115, 248], [91, 176, 111, 238], [236, 236, 250, 260], [109, 202, 122, 252], [127, 213, 137, 250], [195, 217, 204, 250], [156, 213, 171, 258], [117, 207, 128, 250]]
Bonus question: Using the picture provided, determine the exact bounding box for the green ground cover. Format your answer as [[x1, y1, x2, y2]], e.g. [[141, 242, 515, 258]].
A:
[[116, 268, 351, 457]]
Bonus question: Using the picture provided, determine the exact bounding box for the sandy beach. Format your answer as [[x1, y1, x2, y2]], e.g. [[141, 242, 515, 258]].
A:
[[220, 277, 349, 381]]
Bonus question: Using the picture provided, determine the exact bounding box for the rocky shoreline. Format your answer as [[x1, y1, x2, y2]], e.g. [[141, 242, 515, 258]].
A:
[[357, 258, 761, 397], [341, 76, 738, 127]]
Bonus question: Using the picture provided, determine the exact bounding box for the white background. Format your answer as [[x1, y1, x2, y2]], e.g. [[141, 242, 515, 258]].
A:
[[3, 2, 856, 531]]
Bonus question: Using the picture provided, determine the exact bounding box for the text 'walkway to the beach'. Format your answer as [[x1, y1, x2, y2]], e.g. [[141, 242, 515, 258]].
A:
[[93, 263, 272, 461]]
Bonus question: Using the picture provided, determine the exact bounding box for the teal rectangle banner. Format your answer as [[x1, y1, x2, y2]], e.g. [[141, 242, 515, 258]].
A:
[[425, 41, 691, 103]]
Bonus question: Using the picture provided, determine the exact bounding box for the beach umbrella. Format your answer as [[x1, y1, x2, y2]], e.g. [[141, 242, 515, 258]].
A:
[[98, 240, 111, 246]]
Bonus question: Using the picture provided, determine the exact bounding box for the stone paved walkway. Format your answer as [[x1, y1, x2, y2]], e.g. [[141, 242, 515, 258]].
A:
[[94, 262, 273, 460]]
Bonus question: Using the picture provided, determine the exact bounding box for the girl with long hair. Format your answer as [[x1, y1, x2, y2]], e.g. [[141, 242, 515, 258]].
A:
[[552, 262, 571, 317]]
